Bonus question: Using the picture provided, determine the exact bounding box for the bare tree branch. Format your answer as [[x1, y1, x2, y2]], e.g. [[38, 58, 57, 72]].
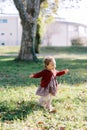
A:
[[13, 0, 32, 23]]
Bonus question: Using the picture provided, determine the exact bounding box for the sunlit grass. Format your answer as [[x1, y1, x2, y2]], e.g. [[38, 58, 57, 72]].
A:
[[0, 46, 87, 130], [0, 46, 20, 54], [0, 84, 87, 130]]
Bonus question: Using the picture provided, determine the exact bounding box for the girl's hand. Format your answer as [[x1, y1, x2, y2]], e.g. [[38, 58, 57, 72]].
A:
[[65, 69, 69, 74], [29, 74, 34, 78]]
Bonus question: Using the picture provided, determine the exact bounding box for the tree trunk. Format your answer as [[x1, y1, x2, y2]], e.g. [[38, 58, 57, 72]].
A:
[[13, 0, 41, 61], [17, 20, 37, 61]]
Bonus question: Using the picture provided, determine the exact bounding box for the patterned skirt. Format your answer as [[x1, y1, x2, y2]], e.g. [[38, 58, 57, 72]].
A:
[[36, 76, 58, 96]]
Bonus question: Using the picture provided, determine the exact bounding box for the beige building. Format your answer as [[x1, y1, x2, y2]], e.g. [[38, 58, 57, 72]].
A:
[[42, 19, 87, 46], [0, 15, 87, 47], [0, 14, 22, 46]]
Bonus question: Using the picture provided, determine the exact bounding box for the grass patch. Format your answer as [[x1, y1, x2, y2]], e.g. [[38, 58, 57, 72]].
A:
[[0, 46, 20, 54], [0, 46, 87, 130], [40, 46, 87, 55], [0, 46, 87, 55]]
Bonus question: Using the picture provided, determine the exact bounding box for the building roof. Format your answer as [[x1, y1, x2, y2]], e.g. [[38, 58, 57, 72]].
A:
[[55, 17, 87, 27]]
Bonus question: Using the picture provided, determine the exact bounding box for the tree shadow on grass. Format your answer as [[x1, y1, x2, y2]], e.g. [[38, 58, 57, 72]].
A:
[[0, 56, 42, 87], [0, 100, 43, 122], [0, 56, 87, 87], [56, 58, 87, 85]]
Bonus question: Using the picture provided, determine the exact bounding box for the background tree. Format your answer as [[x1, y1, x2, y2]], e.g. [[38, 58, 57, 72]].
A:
[[35, 23, 40, 53], [13, 0, 58, 61], [13, 0, 41, 61], [13, 0, 81, 61], [59, 0, 81, 9]]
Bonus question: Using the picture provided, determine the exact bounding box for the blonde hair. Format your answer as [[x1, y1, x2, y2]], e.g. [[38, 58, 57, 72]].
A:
[[43, 56, 56, 68]]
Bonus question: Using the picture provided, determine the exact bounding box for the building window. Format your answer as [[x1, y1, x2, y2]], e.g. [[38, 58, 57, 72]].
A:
[[1, 33, 5, 35], [10, 33, 12, 36], [0, 19, 7, 23], [79, 26, 85, 37], [3, 19, 7, 23], [1, 43, 5, 45], [68, 25, 78, 32]]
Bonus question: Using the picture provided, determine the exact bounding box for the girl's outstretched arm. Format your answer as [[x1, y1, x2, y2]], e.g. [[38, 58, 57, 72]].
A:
[[56, 69, 69, 76], [29, 74, 34, 78], [64, 69, 69, 74], [29, 70, 45, 78]]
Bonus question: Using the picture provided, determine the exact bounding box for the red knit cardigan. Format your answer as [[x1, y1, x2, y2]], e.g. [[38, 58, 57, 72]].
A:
[[32, 69, 66, 88]]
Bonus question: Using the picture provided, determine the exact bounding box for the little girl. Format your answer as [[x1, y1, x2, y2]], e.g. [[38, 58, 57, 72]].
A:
[[29, 56, 69, 111]]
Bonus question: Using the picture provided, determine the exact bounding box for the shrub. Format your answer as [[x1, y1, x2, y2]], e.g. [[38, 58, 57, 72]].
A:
[[71, 37, 83, 46]]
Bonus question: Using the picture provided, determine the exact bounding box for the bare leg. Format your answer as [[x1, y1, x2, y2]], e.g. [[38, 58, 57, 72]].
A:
[[39, 97, 46, 107], [45, 94, 53, 111]]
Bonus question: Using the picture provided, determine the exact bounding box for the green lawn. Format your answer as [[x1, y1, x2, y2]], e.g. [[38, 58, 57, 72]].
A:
[[0, 46, 87, 130]]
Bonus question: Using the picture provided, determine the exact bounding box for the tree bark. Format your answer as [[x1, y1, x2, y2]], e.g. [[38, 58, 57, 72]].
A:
[[18, 22, 36, 60], [13, 0, 41, 61]]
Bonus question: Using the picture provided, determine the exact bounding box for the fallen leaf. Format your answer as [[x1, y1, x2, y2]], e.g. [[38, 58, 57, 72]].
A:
[[49, 109, 57, 113], [58, 127, 66, 130], [38, 121, 44, 124]]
